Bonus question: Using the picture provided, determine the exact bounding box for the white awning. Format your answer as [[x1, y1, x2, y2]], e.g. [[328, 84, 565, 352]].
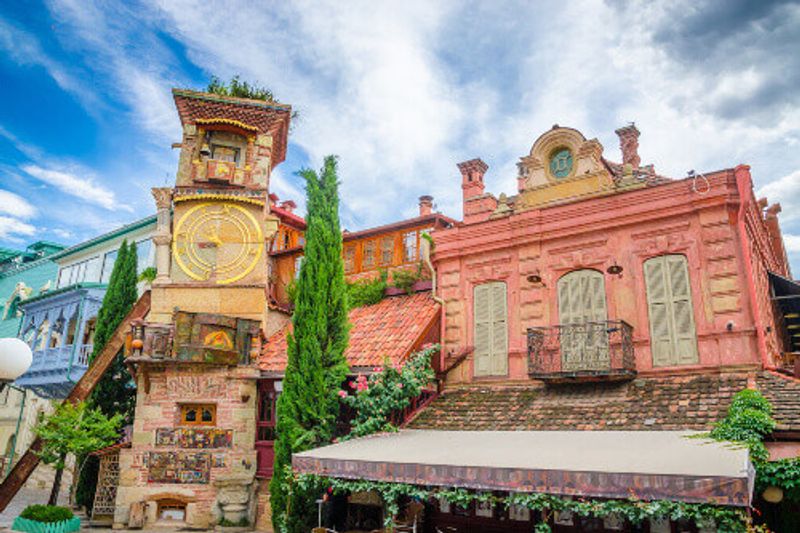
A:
[[293, 430, 754, 507]]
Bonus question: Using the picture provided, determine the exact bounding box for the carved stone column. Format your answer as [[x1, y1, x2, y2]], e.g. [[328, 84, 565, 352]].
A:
[[151, 188, 173, 283]]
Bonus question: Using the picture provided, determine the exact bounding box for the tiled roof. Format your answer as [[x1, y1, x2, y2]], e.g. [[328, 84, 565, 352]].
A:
[[259, 291, 440, 373], [757, 371, 800, 432], [409, 373, 749, 431], [172, 89, 291, 168]]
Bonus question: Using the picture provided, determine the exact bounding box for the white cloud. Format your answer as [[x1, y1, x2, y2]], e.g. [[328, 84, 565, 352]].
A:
[[784, 234, 800, 253], [0, 189, 37, 219], [0, 215, 36, 242], [21, 164, 122, 211]]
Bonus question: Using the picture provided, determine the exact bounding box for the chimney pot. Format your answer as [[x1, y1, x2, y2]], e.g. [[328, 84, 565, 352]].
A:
[[615, 123, 641, 168], [419, 195, 434, 216]]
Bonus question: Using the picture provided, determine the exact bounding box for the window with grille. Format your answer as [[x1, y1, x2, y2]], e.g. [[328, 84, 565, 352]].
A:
[[644, 254, 698, 366], [403, 231, 418, 262], [379, 236, 394, 266], [344, 246, 356, 274], [362, 241, 376, 270]]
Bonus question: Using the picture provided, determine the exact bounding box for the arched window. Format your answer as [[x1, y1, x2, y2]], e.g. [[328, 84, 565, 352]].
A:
[[473, 281, 508, 377], [557, 269, 608, 371], [644, 254, 698, 366]]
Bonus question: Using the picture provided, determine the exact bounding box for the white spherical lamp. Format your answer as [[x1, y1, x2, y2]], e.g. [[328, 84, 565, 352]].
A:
[[0, 337, 33, 383]]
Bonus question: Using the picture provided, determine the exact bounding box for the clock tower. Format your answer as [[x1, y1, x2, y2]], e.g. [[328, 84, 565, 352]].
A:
[[149, 89, 292, 325]]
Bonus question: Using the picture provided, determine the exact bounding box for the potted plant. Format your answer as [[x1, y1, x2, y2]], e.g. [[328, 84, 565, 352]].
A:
[[12, 505, 81, 533]]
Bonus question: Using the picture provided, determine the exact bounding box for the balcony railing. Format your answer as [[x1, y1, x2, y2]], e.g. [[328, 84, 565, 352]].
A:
[[15, 343, 93, 398], [527, 320, 636, 383]]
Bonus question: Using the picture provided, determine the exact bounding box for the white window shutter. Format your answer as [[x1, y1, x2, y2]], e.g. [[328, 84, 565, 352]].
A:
[[558, 270, 608, 371], [473, 284, 491, 377], [644, 255, 698, 366], [667, 255, 699, 364], [490, 282, 508, 375], [473, 282, 507, 377]]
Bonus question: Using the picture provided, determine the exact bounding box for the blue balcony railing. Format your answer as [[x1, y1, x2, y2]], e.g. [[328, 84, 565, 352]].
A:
[[15, 343, 93, 399]]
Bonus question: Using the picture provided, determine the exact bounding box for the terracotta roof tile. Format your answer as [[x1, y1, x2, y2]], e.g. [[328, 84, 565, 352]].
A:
[[172, 89, 291, 168], [409, 373, 749, 431], [757, 371, 800, 432], [260, 291, 439, 373]]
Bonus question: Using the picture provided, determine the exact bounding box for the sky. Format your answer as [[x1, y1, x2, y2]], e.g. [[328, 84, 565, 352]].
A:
[[0, 0, 799, 272]]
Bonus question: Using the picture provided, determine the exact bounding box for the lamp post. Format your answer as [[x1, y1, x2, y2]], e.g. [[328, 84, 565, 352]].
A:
[[1, 337, 32, 476]]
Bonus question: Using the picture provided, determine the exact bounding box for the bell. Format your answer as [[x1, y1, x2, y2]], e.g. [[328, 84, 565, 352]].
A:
[[199, 143, 211, 157]]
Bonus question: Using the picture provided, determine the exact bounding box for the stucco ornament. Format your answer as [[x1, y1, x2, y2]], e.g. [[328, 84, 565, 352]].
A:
[[214, 471, 256, 524]]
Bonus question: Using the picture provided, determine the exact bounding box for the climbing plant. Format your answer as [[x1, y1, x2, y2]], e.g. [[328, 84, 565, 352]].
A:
[[338, 344, 438, 438]]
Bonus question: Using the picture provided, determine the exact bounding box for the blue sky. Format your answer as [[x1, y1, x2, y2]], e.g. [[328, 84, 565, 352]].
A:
[[1, 0, 799, 273]]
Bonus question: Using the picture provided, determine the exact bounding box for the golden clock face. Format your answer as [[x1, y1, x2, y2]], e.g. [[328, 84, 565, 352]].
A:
[[172, 202, 263, 284]]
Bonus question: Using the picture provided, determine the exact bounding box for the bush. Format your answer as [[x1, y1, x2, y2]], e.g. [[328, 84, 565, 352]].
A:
[[347, 270, 388, 309], [390, 267, 420, 294], [728, 388, 773, 415], [19, 505, 74, 523]]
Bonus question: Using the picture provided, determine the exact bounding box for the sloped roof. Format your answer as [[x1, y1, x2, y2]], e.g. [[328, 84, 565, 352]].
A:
[[409, 373, 749, 431], [173, 89, 292, 168], [757, 371, 800, 432], [259, 291, 440, 373]]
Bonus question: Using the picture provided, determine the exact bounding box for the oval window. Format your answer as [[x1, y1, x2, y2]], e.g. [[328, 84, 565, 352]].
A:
[[549, 148, 573, 178]]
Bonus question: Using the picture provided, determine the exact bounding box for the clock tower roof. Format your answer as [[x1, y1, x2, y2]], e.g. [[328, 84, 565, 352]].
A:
[[172, 88, 292, 168]]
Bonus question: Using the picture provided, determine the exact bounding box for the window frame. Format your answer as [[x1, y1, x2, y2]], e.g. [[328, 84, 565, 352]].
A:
[[178, 403, 217, 426]]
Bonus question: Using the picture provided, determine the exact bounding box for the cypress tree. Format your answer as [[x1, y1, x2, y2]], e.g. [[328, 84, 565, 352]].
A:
[[75, 240, 139, 511], [270, 156, 350, 532]]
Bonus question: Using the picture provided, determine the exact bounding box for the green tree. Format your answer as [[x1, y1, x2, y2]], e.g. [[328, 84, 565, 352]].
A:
[[35, 401, 122, 505], [75, 240, 138, 511], [270, 156, 350, 533]]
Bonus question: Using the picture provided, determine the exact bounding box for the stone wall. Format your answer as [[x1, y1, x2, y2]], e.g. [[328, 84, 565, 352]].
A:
[[114, 365, 259, 529]]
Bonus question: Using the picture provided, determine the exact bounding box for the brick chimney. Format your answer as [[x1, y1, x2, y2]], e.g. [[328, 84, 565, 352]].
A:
[[615, 123, 641, 168], [419, 195, 433, 216], [458, 158, 495, 224], [458, 158, 488, 199]]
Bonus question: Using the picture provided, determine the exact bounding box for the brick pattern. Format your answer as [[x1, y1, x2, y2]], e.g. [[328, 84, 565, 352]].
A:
[[409, 373, 749, 431], [260, 291, 440, 372], [757, 371, 800, 431]]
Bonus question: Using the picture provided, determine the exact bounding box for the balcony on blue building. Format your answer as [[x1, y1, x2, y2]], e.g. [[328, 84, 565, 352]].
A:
[[14, 283, 106, 399]]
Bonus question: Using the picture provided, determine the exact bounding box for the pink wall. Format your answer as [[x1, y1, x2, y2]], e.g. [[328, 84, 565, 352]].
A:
[[433, 168, 790, 384]]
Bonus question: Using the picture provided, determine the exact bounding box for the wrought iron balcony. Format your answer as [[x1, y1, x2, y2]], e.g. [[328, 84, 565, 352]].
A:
[[527, 320, 636, 383]]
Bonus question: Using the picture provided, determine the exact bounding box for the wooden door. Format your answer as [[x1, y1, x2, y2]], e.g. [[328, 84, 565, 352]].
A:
[[473, 282, 508, 377], [557, 270, 609, 371]]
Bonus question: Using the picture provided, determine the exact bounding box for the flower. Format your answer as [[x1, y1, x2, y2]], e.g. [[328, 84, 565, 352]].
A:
[[338, 390, 348, 398], [349, 381, 356, 389], [373, 367, 382, 373], [396, 383, 404, 389]]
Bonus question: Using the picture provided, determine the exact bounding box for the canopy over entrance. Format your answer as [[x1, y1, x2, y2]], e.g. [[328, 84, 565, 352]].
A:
[[293, 430, 754, 507]]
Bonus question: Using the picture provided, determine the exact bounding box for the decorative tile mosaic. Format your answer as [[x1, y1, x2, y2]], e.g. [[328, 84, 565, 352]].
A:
[[155, 428, 233, 448]]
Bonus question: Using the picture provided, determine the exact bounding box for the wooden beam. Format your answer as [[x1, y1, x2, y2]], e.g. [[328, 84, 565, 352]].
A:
[[0, 291, 151, 512]]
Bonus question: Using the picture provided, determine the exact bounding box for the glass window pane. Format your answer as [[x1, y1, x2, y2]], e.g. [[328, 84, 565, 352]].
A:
[[101, 250, 119, 283], [136, 239, 153, 273]]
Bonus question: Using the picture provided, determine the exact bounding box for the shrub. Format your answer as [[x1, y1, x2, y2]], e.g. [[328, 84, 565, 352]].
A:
[[20, 505, 74, 523], [347, 270, 387, 309]]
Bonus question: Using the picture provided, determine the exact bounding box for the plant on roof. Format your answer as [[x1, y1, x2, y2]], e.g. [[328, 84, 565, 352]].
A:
[[338, 344, 437, 439], [346, 270, 387, 309], [390, 264, 423, 294], [270, 156, 350, 533], [709, 389, 776, 463], [207, 75, 276, 102]]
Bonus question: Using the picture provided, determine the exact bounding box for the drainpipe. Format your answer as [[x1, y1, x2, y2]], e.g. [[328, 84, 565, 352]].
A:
[[5, 386, 26, 477], [734, 165, 770, 370], [421, 237, 446, 372]]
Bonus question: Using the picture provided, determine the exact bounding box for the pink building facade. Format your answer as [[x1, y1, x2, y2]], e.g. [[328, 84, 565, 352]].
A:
[[432, 125, 791, 384]]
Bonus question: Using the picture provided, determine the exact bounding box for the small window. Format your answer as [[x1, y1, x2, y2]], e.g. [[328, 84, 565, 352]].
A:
[[379, 236, 394, 266], [344, 246, 356, 274], [157, 499, 187, 522], [403, 231, 417, 263], [179, 404, 216, 426], [362, 241, 376, 270], [101, 249, 119, 283]]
